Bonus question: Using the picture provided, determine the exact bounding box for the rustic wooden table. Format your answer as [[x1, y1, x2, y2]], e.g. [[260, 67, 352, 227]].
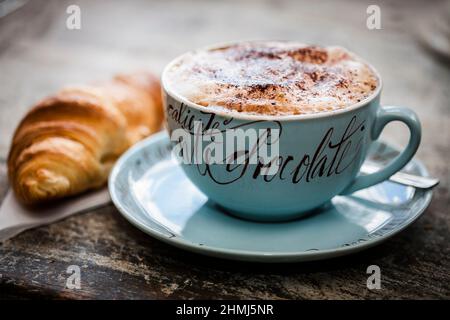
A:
[[0, 0, 449, 299]]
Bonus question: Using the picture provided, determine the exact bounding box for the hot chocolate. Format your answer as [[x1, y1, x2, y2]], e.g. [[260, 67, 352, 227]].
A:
[[165, 41, 379, 116]]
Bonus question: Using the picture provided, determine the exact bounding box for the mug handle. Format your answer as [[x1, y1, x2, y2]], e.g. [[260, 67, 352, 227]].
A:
[[340, 106, 421, 195]]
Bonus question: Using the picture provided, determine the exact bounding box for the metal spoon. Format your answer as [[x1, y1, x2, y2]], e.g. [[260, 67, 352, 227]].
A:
[[360, 162, 439, 189]]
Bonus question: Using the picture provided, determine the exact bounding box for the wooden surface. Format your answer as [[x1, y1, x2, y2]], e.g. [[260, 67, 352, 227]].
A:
[[0, 0, 449, 299]]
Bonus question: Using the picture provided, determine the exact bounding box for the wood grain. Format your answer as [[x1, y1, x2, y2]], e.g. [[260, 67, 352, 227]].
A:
[[0, 0, 449, 299]]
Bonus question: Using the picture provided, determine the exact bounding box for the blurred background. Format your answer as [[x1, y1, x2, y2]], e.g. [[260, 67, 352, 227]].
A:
[[0, 0, 449, 182]]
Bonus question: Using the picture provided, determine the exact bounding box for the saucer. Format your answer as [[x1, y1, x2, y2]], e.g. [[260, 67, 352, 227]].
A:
[[109, 132, 433, 263]]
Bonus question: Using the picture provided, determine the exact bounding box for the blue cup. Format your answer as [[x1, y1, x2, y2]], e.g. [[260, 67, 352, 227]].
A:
[[162, 49, 421, 222]]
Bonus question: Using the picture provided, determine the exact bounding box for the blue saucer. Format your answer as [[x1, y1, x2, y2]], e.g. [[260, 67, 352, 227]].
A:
[[109, 132, 433, 263]]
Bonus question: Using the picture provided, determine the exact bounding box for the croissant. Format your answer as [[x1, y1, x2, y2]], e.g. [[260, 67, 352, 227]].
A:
[[8, 72, 164, 205]]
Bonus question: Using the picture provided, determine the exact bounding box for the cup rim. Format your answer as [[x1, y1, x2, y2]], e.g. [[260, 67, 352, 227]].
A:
[[161, 40, 383, 122]]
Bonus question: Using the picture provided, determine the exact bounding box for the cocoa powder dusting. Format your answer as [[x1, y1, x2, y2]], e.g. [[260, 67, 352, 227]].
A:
[[167, 41, 379, 116]]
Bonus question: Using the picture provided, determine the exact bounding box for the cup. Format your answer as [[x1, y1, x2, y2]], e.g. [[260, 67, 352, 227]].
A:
[[161, 45, 421, 222]]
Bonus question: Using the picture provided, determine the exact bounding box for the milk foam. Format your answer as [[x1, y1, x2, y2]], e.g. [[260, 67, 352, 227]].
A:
[[166, 41, 379, 116]]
